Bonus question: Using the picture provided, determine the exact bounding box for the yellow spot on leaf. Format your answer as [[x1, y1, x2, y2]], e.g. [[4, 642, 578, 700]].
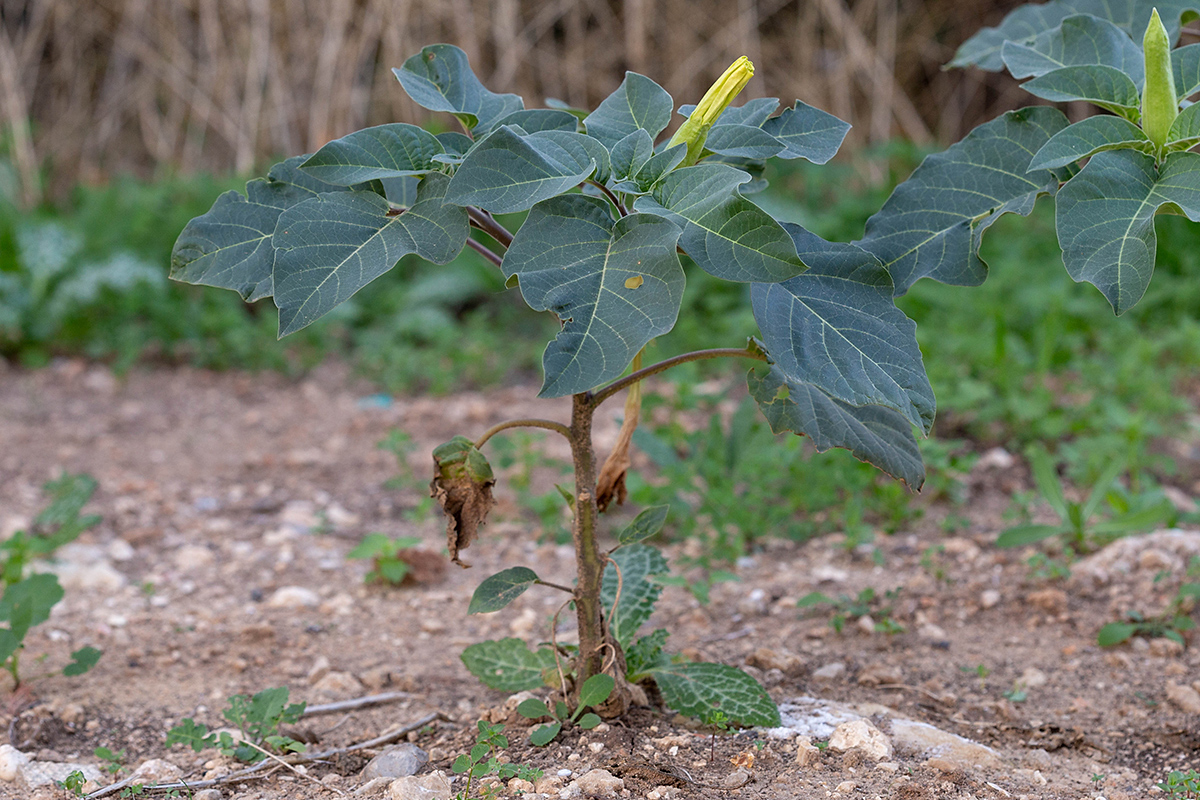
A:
[[625, 275, 644, 289]]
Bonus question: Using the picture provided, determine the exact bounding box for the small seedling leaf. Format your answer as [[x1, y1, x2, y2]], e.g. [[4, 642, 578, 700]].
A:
[[617, 505, 670, 545], [576, 673, 615, 710], [1097, 621, 1138, 647], [797, 592, 834, 608], [460, 638, 556, 692], [469, 567, 541, 614], [995, 524, 1063, 548], [577, 713, 602, 730], [63, 646, 102, 677], [516, 698, 553, 720], [647, 661, 781, 727], [529, 721, 562, 746]]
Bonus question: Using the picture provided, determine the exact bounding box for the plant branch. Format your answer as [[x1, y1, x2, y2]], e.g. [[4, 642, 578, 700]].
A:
[[475, 418, 572, 449], [465, 237, 504, 268], [467, 207, 514, 247], [589, 181, 628, 216], [300, 691, 412, 718], [589, 347, 769, 408], [240, 739, 346, 797]]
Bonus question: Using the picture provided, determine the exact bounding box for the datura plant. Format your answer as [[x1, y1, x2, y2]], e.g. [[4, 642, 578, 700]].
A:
[[170, 46, 936, 726], [861, 0, 1200, 315]]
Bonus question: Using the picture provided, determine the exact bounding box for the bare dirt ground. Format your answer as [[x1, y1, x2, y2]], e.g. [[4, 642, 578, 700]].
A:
[[0, 360, 1198, 800]]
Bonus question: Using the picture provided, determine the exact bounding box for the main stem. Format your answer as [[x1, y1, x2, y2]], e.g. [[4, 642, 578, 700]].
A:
[[568, 392, 609, 701]]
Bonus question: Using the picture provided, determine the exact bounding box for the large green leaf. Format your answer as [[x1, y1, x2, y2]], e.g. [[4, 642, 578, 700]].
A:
[[678, 97, 781, 127], [0, 574, 64, 662], [857, 107, 1069, 295], [1000, 14, 1145, 83], [299, 124, 444, 185], [1173, 43, 1200, 99], [272, 172, 468, 335], [747, 362, 924, 488], [583, 72, 673, 150], [170, 156, 345, 301], [446, 127, 607, 214], [1029, 115, 1153, 170], [751, 225, 934, 434], [1021, 66, 1141, 118], [1167, 102, 1200, 150], [600, 544, 669, 648], [460, 638, 556, 692], [635, 164, 805, 282], [703, 125, 786, 160], [647, 662, 780, 727], [760, 101, 851, 164], [951, 0, 1200, 71], [492, 109, 580, 134], [468, 567, 540, 614], [394, 44, 523, 132], [1055, 149, 1200, 313], [503, 195, 683, 397]]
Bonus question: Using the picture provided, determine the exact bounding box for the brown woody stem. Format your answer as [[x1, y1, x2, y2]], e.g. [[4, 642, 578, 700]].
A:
[[466, 207, 514, 247], [569, 392, 609, 701], [465, 237, 504, 268]]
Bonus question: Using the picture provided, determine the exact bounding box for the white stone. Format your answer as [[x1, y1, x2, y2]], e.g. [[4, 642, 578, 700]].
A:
[[192, 790, 223, 800], [795, 737, 821, 767], [1166, 682, 1200, 714], [856, 615, 876, 635], [1018, 667, 1047, 689], [131, 758, 182, 783], [388, 770, 452, 800], [325, 503, 360, 529], [812, 565, 849, 583], [980, 590, 1001, 609], [828, 719, 892, 760], [46, 545, 127, 593], [267, 586, 320, 608], [976, 447, 1014, 470], [812, 662, 846, 682], [0, 745, 30, 782], [889, 718, 1002, 769], [575, 768, 623, 796], [312, 671, 364, 697], [174, 545, 214, 570], [107, 539, 135, 561]]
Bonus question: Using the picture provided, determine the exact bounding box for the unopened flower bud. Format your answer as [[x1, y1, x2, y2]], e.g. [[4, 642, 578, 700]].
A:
[[1142, 8, 1178, 151], [667, 56, 755, 166]]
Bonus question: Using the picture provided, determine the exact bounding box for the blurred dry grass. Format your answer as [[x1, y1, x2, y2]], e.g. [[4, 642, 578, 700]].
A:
[[2, 0, 1029, 204]]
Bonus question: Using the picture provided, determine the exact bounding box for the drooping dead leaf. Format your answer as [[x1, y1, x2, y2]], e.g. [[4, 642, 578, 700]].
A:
[[430, 436, 495, 567], [596, 366, 643, 512]]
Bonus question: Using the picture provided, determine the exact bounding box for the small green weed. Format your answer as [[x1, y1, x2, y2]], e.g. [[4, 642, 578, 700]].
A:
[[57, 770, 86, 796], [1158, 770, 1200, 799], [1025, 552, 1072, 582], [516, 673, 612, 745], [451, 720, 543, 799], [960, 663, 990, 690], [94, 746, 126, 775], [166, 686, 306, 763], [797, 587, 904, 634], [1097, 582, 1199, 648], [347, 533, 423, 585]]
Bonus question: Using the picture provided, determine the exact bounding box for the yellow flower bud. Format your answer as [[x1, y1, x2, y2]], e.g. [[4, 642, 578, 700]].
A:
[[1142, 8, 1178, 152], [668, 56, 755, 167]]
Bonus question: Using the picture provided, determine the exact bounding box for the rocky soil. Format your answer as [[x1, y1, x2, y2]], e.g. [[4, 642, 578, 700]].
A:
[[0, 360, 1198, 800]]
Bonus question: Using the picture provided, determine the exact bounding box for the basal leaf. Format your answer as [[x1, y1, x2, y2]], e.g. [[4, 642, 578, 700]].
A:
[[529, 722, 561, 746], [1173, 43, 1200, 99], [517, 698, 553, 719], [617, 505, 670, 545], [635, 163, 805, 282], [857, 106, 1069, 295], [1021, 65, 1141, 118], [63, 646, 102, 676], [747, 362, 924, 488], [273, 172, 468, 335], [1097, 621, 1138, 646], [468, 567, 540, 614], [577, 674, 615, 709], [300, 124, 444, 185], [951, 0, 1200, 72], [583, 72, 673, 150], [1000, 14, 1145, 83], [1167, 102, 1200, 150], [761, 101, 852, 164], [502, 195, 683, 397], [647, 662, 780, 727], [1055, 149, 1200, 313], [394, 44, 523, 132], [492, 109, 580, 134], [446, 127, 605, 214], [170, 156, 344, 301], [751, 224, 934, 434], [460, 638, 556, 692], [600, 544, 669, 648], [703, 124, 786, 160], [1029, 115, 1153, 170]]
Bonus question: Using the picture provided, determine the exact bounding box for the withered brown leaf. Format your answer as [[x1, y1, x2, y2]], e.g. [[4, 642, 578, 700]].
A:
[[430, 435, 495, 567]]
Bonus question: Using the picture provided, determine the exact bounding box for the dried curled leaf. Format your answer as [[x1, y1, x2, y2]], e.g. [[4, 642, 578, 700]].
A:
[[430, 436, 495, 567], [596, 360, 643, 512]]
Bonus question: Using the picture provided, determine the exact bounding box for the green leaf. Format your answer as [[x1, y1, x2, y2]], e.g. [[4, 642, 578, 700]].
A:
[[1021, 66, 1142, 118], [446, 127, 607, 214], [752, 225, 934, 434], [461, 638, 557, 692], [1029, 115, 1153, 170], [600, 544, 669, 647], [760, 101, 851, 164], [858, 107, 1069, 296], [1082, 459, 1126, 520], [577, 673, 615, 710], [165, 719, 214, 753], [468, 567, 541, 614], [796, 591, 834, 608], [1088, 503, 1173, 534], [625, 628, 670, 677], [1173, 43, 1200, 99], [635, 163, 805, 282], [616, 143, 687, 194], [577, 713, 602, 730], [272, 172, 468, 335], [493, 109, 580, 134], [1167, 102, 1200, 150], [170, 156, 346, 301], [950, 0, 1200, 72], [617, 505, 670, 545], [1055, 149, 1200, 314], [516, 698, 553, 720], [647, 662, 780, 727], [583, 72, 673, 150], [1027, 447, 1069, 518], [995, 524, 1064, 548], [1097, 621, 1138, 646], [432, 435, 494, 483], [300, 124, 445, 185], [610, 130, 656, 181], [502, 195, 683, 397], [703, 125, 786, 160], [394, 44, 523, 132], [63, 646, 102, 677], [0, 573, 64, 661], [1000, 14, 1145, 83], [747, 362, 924, 488], [678, 98, 781, 127], [529, 722, 561, 746]]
